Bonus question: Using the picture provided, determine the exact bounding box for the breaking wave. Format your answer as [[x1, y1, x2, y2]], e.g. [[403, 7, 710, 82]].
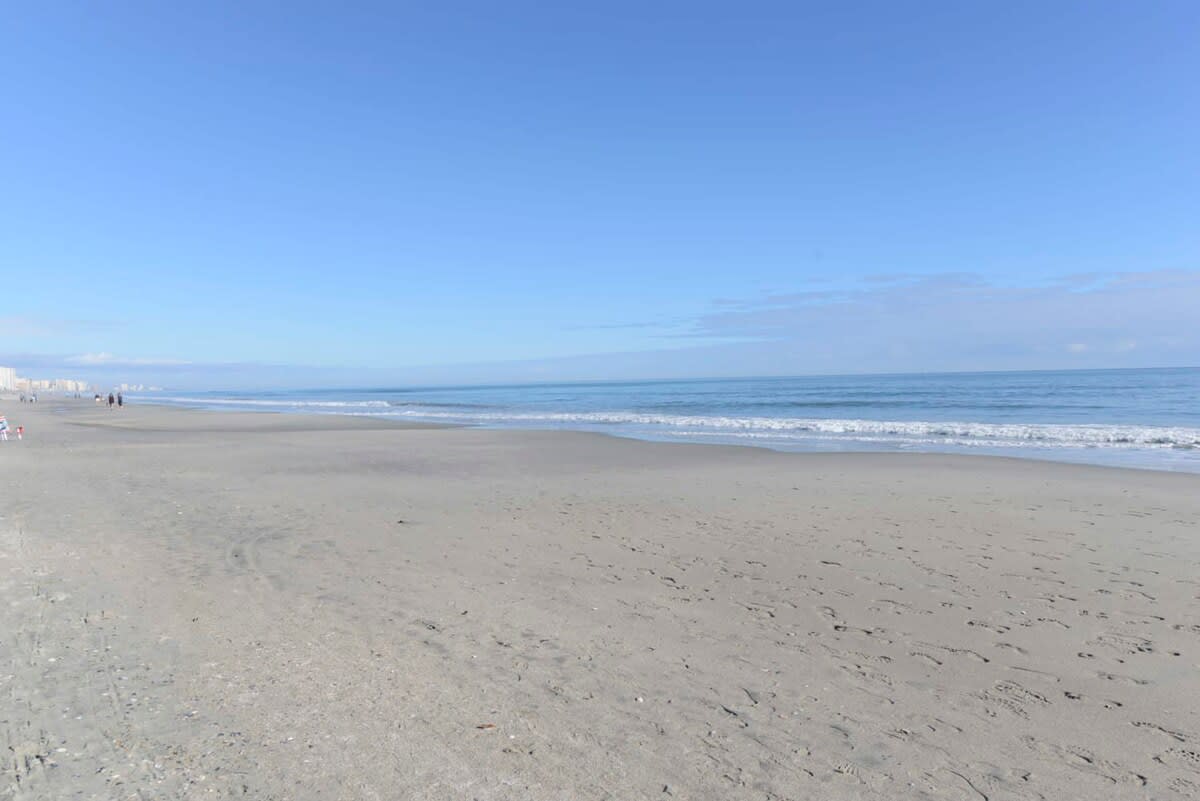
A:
[[370, 409, 1200, 450]]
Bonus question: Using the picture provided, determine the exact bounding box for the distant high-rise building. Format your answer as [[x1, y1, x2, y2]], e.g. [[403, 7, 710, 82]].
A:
[[0, 369, 91, 394]]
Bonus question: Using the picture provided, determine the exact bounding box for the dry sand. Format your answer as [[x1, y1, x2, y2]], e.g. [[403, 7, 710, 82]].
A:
[[2, 399, 1199, 800]]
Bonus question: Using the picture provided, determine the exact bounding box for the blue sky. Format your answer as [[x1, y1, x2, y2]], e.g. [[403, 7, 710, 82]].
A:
[[2, 1, 1197, 387]]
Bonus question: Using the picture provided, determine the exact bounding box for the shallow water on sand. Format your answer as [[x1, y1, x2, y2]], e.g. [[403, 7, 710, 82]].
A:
[[136, 367, 1200, 472]]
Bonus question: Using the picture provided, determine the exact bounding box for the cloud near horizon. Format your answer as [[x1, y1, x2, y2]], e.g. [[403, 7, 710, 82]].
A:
[[0, 316, 119, 339], [66, 352, 192, 367], [3, 269, 1197, 388], [678, 270, 1199, 361]]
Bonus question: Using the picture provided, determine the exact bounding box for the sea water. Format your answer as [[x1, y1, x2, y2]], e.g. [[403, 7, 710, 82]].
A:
[[134, 367, 1200, 473]]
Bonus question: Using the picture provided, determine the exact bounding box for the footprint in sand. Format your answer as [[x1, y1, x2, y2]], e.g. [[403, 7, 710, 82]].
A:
[[1096, 671, 1151, 686], [1131, 721, 1188, 742], [1154, 748, 1200, 775]]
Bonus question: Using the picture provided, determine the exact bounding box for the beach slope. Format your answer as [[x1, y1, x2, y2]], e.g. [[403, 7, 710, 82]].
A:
[[2, 400, 1198, 799]]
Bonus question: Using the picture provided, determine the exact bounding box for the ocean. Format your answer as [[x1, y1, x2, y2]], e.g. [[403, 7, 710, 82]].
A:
[[132, 367, 1200, 473]]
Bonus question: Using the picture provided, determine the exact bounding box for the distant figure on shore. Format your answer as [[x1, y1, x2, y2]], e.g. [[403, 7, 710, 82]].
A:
[[108, 393, 115, 408], [117, 393, 124, 408]]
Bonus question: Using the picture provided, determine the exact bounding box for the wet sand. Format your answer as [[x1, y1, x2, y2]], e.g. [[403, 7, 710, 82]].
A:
[[2, 399, 1199, 799]]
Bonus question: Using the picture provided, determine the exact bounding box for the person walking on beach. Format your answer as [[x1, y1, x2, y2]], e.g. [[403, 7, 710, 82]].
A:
[[117, 393, 123, 408], [107, 392, 115, 408]]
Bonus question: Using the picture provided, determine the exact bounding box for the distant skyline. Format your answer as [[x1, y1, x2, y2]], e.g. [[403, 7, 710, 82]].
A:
[[3, 2, 1198, 389]]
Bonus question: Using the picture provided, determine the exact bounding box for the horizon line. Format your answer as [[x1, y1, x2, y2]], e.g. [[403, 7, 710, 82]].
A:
[[129, 363, 1200, 395]]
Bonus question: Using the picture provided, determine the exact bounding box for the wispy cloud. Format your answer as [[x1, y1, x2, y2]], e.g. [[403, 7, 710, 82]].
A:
[[658, 269, 1200, 370], [2, 269, 1195, 386], [563, 320, 678, 331], [65, 352, 191, 367], [0, 351, 195, 374], [0, 316, 75, 338], [501, 269, 1199, 374], [1105, 269, 1199, 289], [0, 316, 118, 338]]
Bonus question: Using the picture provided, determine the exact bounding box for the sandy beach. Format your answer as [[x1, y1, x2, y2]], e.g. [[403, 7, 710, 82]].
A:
[[2, 399, 1198, 800]]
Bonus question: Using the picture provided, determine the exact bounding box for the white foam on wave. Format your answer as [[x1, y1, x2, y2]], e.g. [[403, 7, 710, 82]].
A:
[[139, 395, 1200, 451], [368, 409, 1200, 449]]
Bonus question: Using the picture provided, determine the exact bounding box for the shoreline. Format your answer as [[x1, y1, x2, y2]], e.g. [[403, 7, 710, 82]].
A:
[[2, 400, 1198, 799], [120, 396, 1200, 476]]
